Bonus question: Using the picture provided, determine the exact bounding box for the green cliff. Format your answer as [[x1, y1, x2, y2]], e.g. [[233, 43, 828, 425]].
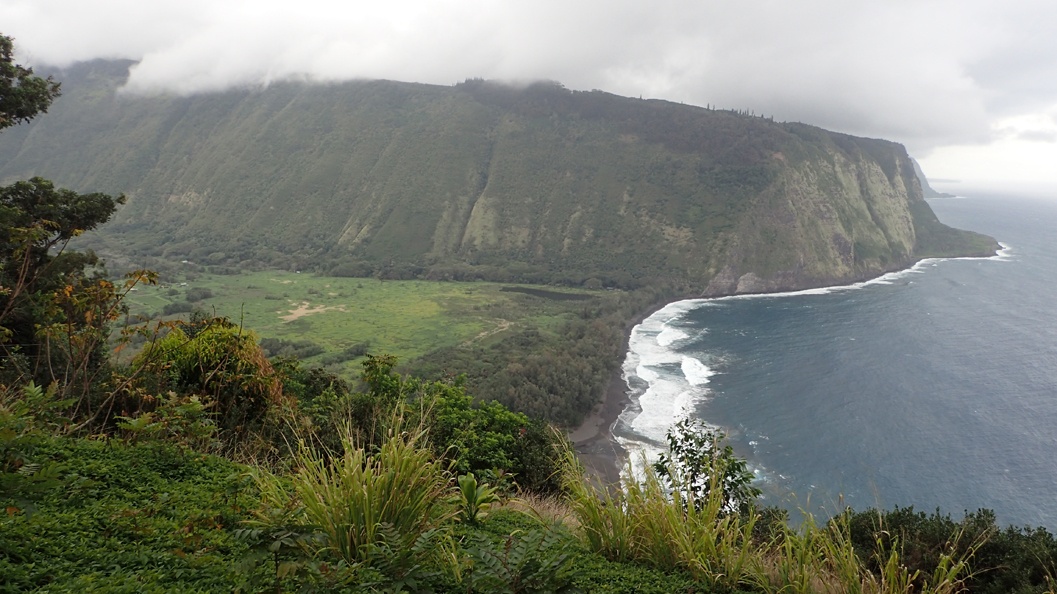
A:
[[0, 61, 997, 293]]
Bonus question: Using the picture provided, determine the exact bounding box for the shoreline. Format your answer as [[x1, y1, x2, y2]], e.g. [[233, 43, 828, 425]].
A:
[[567, 246, 1005, 487], [568, 300, 675, 485]]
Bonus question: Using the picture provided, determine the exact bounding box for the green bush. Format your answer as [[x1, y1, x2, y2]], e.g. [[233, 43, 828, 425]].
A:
[[184, 287, 213, 302], [134, 318, 288, 445], [246, 415, 456, 589], [653, 418, 760, 515], [427, 377, 564, 494], [161, 301, 195, 316], [258, 336, 324, 359], [847, 506, 1057, 594]]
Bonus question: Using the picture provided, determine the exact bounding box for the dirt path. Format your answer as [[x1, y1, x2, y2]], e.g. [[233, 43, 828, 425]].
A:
[[461, 319, 512, 346], [280, 301, 347, 322]]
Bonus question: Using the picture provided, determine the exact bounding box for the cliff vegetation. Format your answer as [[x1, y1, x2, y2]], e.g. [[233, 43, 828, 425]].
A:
[[0, 62, 997, 296]]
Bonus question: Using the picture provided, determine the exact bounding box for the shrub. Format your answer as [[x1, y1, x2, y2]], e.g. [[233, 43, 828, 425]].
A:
[[653, 417, 760, 515], [162, 301, 195, 315], [185, 287, 213, 302], [258, 337, 324, 359], [134, 318, 287, 443], [847, 506, 1047, 594], [422, 374, 566, 495], [246, 416, 456, 588]]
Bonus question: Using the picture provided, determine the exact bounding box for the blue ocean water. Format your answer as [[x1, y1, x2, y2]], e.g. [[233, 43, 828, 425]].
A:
[[614, 193, 1057, 529]]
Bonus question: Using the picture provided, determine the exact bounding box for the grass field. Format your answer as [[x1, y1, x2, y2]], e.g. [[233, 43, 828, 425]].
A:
[[123, 269, 606, 377]]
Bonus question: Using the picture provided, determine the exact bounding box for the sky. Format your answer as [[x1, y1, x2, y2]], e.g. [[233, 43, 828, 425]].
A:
[[3, 0, 1056, 196]]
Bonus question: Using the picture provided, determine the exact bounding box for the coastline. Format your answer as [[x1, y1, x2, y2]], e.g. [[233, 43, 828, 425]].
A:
[[567, 370, 632, 486], [568, 300, 676, 486], [567, 243, 1005, 487]]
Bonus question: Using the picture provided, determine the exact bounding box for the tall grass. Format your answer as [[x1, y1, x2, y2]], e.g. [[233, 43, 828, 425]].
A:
[[561, 449, 640, 562], [561, 445, 762, 590], [760, 511, 860, 594], [250, 413, 456, 580], [297, 422, 454, 564], [758, 509, 982, 594], [563, 442, 982, 593]]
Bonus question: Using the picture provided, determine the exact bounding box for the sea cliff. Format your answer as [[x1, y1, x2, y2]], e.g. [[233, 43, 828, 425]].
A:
[[0, 64, 998, 294]]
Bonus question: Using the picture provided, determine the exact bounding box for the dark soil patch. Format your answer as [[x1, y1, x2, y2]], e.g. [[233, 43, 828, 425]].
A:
[[500, 286, 595, 301]]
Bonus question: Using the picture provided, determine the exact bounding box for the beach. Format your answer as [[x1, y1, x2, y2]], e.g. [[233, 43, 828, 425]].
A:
[[567, 300, 678, 486], [567, 369, 629, 485]]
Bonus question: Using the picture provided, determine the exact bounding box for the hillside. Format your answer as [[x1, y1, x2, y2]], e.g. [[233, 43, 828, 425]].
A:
[[0, 60, 997, 294], [911, 157, 955, 198]]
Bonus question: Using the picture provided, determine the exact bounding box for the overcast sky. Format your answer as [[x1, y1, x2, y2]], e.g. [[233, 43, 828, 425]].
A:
[[3, 0, 1056, 195]]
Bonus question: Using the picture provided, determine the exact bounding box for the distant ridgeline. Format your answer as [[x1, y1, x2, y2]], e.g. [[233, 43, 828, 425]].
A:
[[910, 157, 956, 199], [0, 60, 997, 295]]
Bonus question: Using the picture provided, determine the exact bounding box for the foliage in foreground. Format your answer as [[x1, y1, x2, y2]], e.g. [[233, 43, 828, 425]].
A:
[[245, 417, 458, 590], [7, 383, 1057, 592], [0, 408, 698, 593], [562, 427, 998, 594], [0, 435, 261, 592]]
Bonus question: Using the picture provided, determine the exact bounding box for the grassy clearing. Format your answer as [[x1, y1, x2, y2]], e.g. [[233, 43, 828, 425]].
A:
[[122, 269, 606, 377]]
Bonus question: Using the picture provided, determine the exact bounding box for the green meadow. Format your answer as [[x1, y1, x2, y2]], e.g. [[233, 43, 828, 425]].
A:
[[123, 269, 604, 377]]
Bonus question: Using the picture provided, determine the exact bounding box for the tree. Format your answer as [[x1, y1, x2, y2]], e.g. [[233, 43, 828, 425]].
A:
[[0, 178, 125, 372], [0, 34, 60, 131], [0, 34, 128, 395], [653, 418, 761, 515]]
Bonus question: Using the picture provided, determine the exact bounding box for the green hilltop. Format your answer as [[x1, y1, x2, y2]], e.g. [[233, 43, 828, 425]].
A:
[[0, 61, 996, 294]]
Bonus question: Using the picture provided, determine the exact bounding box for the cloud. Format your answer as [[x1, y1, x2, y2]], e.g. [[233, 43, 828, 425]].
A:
[[3, 0, 1057, 190], [1015, 130, 1057, 143]]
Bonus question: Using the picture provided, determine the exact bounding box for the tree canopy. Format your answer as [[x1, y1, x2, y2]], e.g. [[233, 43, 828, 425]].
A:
[[0, 35, 125, 391], [0, 34, 60, 131]]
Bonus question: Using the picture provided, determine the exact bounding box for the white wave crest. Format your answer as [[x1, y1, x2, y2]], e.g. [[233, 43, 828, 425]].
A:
[[681, 356, 714, 386], [657, 326, 690, 346], [992, 242, 1014, 260], [618, 312, 715, 479]]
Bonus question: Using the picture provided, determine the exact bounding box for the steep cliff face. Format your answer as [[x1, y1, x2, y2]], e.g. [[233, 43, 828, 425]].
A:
[[704, 134, 926, 295], [0, 62, 997, 294]]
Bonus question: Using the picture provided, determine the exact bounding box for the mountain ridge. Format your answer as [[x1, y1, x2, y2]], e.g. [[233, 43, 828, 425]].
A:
[[0, 60, 998, 293]]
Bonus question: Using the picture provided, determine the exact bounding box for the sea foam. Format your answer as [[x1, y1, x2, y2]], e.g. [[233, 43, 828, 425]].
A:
[[682, 356, 714, 386], [616, 311, 715, 478]]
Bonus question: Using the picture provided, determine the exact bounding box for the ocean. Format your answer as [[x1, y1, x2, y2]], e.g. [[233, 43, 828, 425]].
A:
[[613, 193, 1057, 529]]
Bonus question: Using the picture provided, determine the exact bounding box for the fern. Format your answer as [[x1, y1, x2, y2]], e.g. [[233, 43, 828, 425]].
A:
[[465, 527, 582, 594]]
